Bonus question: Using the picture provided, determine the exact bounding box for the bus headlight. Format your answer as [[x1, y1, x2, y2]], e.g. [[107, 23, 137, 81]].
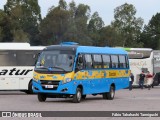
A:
[[63, 78, 72, 84], [66, 78, 72, 82]]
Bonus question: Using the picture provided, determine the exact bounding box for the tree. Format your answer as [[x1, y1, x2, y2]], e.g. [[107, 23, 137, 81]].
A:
[[88, 12, 104, 32], [140, 13, 160, 49], [0, 9, 13, 42], [59, 0, 67, 10], [39, 1, 70, 45], [72, 3, 92, 45], [40, 0, 93, 45], [4, 0, 41, 45], [88, 12, 104, 45], [112, 3, 144, 47], [99, 25, 123, 47]]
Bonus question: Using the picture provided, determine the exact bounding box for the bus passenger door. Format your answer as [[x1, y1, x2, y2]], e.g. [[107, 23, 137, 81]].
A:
[[75, 54, 91, 94]]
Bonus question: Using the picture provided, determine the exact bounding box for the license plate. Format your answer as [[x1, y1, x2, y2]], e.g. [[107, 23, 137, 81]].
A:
[[45, 85, 54, 88]]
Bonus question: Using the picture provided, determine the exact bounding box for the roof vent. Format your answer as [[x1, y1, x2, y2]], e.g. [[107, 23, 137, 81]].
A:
[[60, 42, 79, 45]]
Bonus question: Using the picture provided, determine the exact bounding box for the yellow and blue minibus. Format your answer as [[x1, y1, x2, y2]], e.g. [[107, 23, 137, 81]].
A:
[[32, 42, 130, 103]]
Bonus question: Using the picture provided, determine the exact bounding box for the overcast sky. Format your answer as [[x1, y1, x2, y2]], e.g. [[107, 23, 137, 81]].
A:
[[0, 0, 160, 26]]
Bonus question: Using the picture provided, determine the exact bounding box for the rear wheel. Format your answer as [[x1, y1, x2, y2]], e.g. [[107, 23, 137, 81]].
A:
[[25, 80, 33, 94], [73, 88, 82, 103], [38, 93, 46, 102], [103, 86, 115, 100], [82, 95, 86, 99], [28, 81, 33, 94]]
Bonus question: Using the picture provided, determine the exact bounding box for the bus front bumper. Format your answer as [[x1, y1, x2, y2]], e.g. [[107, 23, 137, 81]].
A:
[[32, 80, 77, 95]]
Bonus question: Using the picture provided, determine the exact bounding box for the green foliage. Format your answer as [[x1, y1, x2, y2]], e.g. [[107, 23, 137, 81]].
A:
[[98, 25, 123, 47], [4, 0, 41, 45], [12, 29, 29, 42], [59, 0, 67, 10], [39, 0, 92, 45], [0, 10, 13, 42], [1, 0, 158, 49], [39, 6, 70, 45], [88, 12, 104, 46], [112, 3, 144, 47], [140, 13, 160, 49], [88, 12, 104, 32]]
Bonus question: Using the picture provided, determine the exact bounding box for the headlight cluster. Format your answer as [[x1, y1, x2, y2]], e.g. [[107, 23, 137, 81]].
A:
[[62, 78, 72, 84]]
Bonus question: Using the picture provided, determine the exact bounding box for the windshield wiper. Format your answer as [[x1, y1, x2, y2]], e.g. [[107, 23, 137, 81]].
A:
[[36, 66, 66, 72], [36, 66, 48, 70], [48, 66, 66, 72]]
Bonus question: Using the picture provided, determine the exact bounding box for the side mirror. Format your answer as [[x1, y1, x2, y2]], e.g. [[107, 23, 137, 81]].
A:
[[75, 56, 83, 72], [78, 56, 83, 63]]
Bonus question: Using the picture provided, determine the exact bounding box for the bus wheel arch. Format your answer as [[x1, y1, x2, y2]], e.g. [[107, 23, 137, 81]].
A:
[[73, 85, 83, 103], [103, 84, 115, 100], [78, 85, 86, 99]]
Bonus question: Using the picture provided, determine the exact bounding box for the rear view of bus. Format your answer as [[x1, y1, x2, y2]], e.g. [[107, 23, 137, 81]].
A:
[[125, 48, 153, 86], [32, 42, 130, 103]]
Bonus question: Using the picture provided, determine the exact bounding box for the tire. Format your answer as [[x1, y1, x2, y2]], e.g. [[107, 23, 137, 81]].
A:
[[24, 81, 33, 94], [38, 93, 46, 102], [103, 86, 115, 100], [28, 81, 33, 94], [82, 95, 86, 99], [102, 93, 108, 99], [73, 88, 82, 103]]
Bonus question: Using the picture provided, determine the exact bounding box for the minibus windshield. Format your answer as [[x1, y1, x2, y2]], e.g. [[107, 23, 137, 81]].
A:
[[35, 50, 75, 72]]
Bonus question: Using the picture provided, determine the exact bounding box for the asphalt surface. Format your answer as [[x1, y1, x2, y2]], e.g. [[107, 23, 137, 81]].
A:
[[0, 86, 160, 119]]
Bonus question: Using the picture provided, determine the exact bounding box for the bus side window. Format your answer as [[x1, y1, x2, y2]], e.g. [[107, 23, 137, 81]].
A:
[[93, 54, 102, 68], [0, 51, 16, 66], [102, 55, 111, 68], [111, 55, 118, 68], [84, 54, 93, 69], [119, 55, 126, 68]]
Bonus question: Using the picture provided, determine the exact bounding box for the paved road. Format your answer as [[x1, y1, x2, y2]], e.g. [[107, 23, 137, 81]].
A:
[[0, 87, 160, 119]]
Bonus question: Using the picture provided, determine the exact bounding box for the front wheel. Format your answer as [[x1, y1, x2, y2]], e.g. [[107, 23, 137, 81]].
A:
[[103, 86, 115, 100], [73, 88, 82, 103], [38, 93, 47, 102]]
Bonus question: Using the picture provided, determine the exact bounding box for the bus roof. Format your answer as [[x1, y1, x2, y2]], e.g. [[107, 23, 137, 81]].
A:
[[77, 46, 127, 54], [44, 45, 127, 55], [29, 46, 46, 50], [0, 43, 45, 50], [123, 48, 152, 51]]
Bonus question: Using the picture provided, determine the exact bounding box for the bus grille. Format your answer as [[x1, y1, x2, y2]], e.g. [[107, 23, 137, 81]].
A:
[[40, 80, 60, 90]]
